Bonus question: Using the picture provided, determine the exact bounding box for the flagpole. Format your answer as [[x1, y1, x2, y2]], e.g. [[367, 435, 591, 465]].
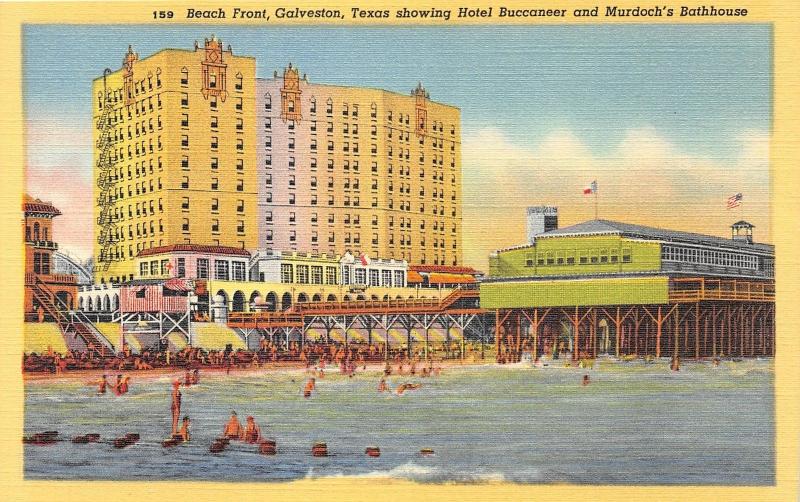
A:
[[595, 190, 598, 220]]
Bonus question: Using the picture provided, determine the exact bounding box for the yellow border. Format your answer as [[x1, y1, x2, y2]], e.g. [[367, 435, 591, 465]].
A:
[[1, 1, 798, 500]]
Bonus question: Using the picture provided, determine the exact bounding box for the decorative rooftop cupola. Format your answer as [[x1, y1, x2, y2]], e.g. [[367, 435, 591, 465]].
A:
[[731, 220, 755, 244], [122, 45, 138, 105], [197, 35, 228, 101], [413, 81, 429, 137], [280, 63, 302, 122]]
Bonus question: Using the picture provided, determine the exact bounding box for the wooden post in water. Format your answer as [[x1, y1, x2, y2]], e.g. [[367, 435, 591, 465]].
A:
[[655, 306, 663, 359], [695, 303, 700, 359]]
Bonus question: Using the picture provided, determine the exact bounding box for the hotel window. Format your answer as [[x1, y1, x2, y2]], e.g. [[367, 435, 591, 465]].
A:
[[266, 230, 273, 241], [622, 248, 632, 263], [236, 159, 244, 172], [211, 136, 218, 149], [600, 249, 609, 264], [150, 261, 159, 276], [382, 270, 392, 286], [237, 220, 245, 234], [311, 212, 318, 223], [235, 97, 243, 111], [237, 200, 245, 213], [181, 135, 189, 147], [236, 179, 244, 192], [311, 231, 318, 243], [210, 157, 218, 170], [211, 219, 220, 233], [214, 260, 229, 280], [181, 176, 189, 189], [236, 139, 243, 151], [289, 193, 295, 205], [590, 249, 599, 264], [290, 230, 296, 242], [355, 268, 367, 284], [311, 194, 317, 205], [289, 156, 296, 169], [296, 265, 309, 284], [369, 269, 380, 286], [211, 178, 219, 190], [211, 198, 219, 212], [326, 98, 333, 115], [181, 113, 189, 128], [289, 212, 296, 223], [235, 73, 243, 91], [265, 211, 273, 223], [264, 93, 272, 111], [311, 266, 323, 284], [310, 98, 317, 114], [209, 116, 218, 129], [181, 93, 188, 106], [311, 138, 317, 151], [232, 261, 245, 281], [310, 176, 317, 188], [236, 117, 243, 131], [327, 140, 334, 152], [327, 159, 334, 170], [326, 266, 337, 284], [265, 155, 272, 167], [288, 137, 295, 149], [140, 262, 148, 277]]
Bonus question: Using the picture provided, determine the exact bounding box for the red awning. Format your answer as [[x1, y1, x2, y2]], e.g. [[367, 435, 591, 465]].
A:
[[428, 273, 476, 285], [407, 270, 424, 284], [163, 278, 193, 292]]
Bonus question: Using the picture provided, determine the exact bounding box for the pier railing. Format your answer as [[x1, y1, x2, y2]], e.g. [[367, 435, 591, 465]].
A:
[[669, 278, 775, 302]]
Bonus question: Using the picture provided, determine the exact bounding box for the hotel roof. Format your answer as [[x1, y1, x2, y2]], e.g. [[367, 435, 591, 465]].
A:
[[23, 195, 61, 216], [495, 219, 773, 254], [137, 244, 250, 258]]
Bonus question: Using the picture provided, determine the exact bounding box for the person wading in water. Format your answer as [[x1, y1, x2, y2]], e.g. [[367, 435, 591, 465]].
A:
[[171, 380, 182, 436]]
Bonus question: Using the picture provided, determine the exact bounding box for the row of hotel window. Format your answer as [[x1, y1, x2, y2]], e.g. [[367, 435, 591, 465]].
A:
[[262, 192, 456, 214], [180, 93, 244, 111], [661, 245, 760, 270], [180, 68, 244, 91], [526, 249, 633, 267], [263, 118, 453, 148], [99, 73, 161, 108], [264, 96, 455, 134], [181, 115, 245, 130], [180, 136, 245, 151], [264, 156, 458, 177], [139, 258, 247, 281]]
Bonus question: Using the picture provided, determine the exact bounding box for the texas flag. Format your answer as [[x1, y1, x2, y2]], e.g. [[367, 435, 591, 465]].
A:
[[583, 180, 598, 195], [359, 253, 371, 266]]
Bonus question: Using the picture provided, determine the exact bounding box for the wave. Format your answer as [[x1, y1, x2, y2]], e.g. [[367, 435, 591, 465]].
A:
[[305, 461, 509, 483]]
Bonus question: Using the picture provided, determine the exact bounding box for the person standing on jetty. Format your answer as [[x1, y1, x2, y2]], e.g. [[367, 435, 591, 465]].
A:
[[171, 380, 182, 436], [177, 416, 191, 442], [243, 416, 261, 443]]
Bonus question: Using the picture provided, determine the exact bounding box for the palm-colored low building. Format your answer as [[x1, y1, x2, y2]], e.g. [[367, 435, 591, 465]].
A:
[[482, 219, 774, 361]]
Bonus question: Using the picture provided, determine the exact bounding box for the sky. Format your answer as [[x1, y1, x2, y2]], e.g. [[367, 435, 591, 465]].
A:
[[23, 24, 772, 271]]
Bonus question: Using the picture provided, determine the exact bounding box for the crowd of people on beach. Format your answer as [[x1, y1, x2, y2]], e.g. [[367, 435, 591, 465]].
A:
[[22, 337, 483, 374]]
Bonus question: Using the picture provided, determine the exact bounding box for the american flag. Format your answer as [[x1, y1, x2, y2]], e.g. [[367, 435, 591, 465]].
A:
[[727, 193, 743, 209]]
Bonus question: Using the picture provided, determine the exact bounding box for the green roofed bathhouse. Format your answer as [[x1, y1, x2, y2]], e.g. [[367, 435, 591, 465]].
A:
[[481, 219, 774, 363]]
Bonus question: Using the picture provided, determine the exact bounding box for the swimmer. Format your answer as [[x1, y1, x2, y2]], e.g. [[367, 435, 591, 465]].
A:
[[582, 374, 590, 386], [223, 411, 243, 440], [184, 369, 192, 386], [243, 416, 261, 444], [303, 377, 316, 398], [95, 374, 109, 395], [378, 378, 388, 392], [119, 375, 131, 394], [112, 374, 124, 395], [192, 368, 200, 384], [395, 383, 422, 395], [177, 416, 191, 442]]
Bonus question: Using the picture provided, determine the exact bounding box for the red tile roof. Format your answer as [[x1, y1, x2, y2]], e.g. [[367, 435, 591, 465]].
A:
[[409, 264, 480, 275], [137, 244, 250, 258], [23, 195, 61, 216]]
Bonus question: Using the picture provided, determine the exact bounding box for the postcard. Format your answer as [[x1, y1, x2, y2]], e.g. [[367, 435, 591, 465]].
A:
[[1, 1, 798, 501]]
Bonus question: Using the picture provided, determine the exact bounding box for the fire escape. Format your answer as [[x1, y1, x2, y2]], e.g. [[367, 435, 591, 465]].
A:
[[96, 68, 117, 272]]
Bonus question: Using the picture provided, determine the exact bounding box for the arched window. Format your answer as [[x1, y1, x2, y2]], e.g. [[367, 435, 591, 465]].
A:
[[180, 67, 188, 86], [33, 222, 40, 241]]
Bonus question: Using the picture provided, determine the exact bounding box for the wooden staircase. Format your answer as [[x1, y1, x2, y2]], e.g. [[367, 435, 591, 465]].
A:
[[27, 274, 114, 357]]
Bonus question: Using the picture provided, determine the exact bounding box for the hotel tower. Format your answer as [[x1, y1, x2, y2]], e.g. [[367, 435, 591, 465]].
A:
[[91, 37, 257, 284]]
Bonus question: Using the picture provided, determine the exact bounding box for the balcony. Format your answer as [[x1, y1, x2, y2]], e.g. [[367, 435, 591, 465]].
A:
[[26, 240, 58, 250]]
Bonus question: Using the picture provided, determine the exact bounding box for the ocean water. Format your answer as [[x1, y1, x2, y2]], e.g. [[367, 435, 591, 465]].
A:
[[24, 360, 774, 484]]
